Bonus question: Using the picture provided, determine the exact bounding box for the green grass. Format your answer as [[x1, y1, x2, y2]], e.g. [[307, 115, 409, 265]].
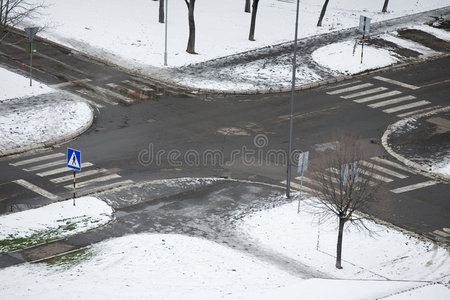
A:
[[44, 248, 94, 269]]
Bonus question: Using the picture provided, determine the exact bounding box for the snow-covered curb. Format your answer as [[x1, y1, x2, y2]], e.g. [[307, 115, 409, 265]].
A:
[[0, 91, 94, 158], [0, 197, 113, 253], [382, 106, 450, 184]]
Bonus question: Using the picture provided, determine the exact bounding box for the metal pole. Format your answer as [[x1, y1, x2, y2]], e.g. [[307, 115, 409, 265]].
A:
[[297, 169, 304, 213], [73, 171, 76, 206], [360, 17, 366, 64], [286, 0, 300, 198], [164, 0, 168, 66], [29, 44, 33, 86]]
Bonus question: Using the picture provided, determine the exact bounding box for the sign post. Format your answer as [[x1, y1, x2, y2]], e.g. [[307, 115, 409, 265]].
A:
[[67, 148, 82, 206], [358, 16, 371, 64], [297, 151, 309, 213], [24, 27, 39, 86]]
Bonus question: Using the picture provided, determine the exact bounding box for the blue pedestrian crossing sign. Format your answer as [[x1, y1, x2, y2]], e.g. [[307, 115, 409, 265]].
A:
[[67, 148, 81, 171]]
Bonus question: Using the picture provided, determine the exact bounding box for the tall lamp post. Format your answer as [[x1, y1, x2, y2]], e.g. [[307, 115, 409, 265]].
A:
[[164, 0, 168, 66], [286, 0, 300, 198]]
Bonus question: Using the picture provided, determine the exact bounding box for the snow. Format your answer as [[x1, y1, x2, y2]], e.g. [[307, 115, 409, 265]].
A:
[[0, 233, 448, 300], [32, 0, 449, 69], [312, 40, 399, 74], [0, 67, 93, 153], [0, 194, 449, 299], [432, 156, 450, 177], [0, 197, 113, 252], [0, 68, 52, 101]]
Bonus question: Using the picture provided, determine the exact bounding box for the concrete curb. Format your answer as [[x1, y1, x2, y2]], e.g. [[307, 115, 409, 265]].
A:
[[381, 106, 450, 185], [0, 91, 95, 158]]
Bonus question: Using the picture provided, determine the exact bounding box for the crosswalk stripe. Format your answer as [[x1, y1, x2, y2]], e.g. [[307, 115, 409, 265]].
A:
[[76, 89, 118, 106], [340, 87, 388, 99], [327, 83, 374, 95], [373, 76, 420, 90], [359, 161, 408, 179], [50, 168, 120, 184], [390, 180, 436, 194], [281, 180, 317, 194], [358, 168, 393, 182], [64, 174, 121, 189], [36, 162, 94, 177], [353, 90, 402, 103], [370, 157, 412, 173], [13, 179, 60, 201], [433, 230, 449, 238], [122, 80, 155, 93], [9, 153, 64, 167], [95, 86, 134, 104], [396, 105, 442, 118], [328, 80, 361, 89], [368, 95, 416, 108], [382, 100, 430, 113], [327, 168, 378, 185], [23, 160, 65, 172], [77, 180, 135, 195]]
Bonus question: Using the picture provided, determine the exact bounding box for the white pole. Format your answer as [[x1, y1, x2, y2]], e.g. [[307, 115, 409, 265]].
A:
[[286, 0, 300, 198], [164, 0, 168, 66]]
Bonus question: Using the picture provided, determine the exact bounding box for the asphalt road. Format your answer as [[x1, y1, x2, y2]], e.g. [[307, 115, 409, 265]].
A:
[[0, 31, 449, 246]]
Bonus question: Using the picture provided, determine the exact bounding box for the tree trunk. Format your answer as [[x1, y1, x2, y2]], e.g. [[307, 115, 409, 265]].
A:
[[245, 0, 250, 13], [185, 0, 196, 54], [317, 0, 330, 27], [335, 217, 346, 269], [248, 0, 259, 41], [382, 0, 389, 13], [159, 0, 164, 23]]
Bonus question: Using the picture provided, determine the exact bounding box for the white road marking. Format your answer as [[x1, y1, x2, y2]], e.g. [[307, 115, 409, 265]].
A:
[[360, 161, 408, 179], [50, 168, 119, 183], [49, 78, 92, 89], [68, 91, 104, 108], [390, 180, 437, 194], [396, 105, 442, 118], [370, 157, 412, 173], [122, 80, 155, 93], [95, 86, 134, 104], [13, 179, 59, 201], [23, 160, 65, 172], [76, 89, 118, 106], [383, 100, 430, 114], [10, 153, 64, 167], [327, 83, 374, 95], [280, 180, 317, 194], [340, 87, 388, 99], [76, 180, 135, 195], [36, 162, 94, 177], [433, 230, 449, 238], [368, 95, 416, 108], [358, 168, 393, 182], [353, 90, 402, 103], [373, 76, 420, 90], [64, 174, 121, 189], [327, 80, 361, 89], [420, 78, 450, 89]]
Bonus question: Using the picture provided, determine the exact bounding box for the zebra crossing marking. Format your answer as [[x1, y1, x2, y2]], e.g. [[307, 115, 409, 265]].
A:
[[9, 153, 64, 167], [50, 168, 120, 184], [382, 100, 430, 114], [23, 160, 65, 172], [359, 161, 408, 179], [373, 76, 420, 90], [327, 83, 374, 95], [13, 179, 60, 201], [353, 90, 402, 103], [340, 87, 388, 99], [370, 157, 412, 173], [122, 80, 155, 93], [37, 162, 94, 177], [76, 180, 135, 196], [368, 95, 416, 108], [390, 180, 437, 194], [64, 174, 121, 189], [396, 105, 442, 118], [433, 229, 449, 238]]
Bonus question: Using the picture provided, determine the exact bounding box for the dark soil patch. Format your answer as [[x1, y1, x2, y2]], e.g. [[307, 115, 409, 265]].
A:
[[369, 38, 421, 58], [397, 29, 450, 52]]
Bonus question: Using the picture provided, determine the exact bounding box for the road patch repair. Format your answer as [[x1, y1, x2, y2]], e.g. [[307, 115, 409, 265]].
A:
[[0, 178, 448, 299]]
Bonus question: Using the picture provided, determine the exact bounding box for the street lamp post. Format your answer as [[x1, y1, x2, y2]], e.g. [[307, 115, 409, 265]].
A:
[[286, 0, 300, 198], [164, 0, 168, 66]]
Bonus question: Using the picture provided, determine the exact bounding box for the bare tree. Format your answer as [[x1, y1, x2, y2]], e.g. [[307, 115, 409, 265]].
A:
[[317, 0, 330, 27], [382, 0, 389, 13], [159, 0, 164, 23], [0, 0, 46, 38], [309, 133, 382, 269], [248, 0, 259, 41], [245, 0, 250, 13], [185, 0, 196, 54]]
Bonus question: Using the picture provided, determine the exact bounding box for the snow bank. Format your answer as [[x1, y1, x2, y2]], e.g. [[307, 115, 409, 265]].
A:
[[0, 68, 52, 101]]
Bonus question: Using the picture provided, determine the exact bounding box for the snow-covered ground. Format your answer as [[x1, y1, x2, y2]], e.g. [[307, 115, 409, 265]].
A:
[[0, 196, 113, 253], [32, 0, 449, 68], [0, 194, 448, 299], [0, 67, 93, 154]]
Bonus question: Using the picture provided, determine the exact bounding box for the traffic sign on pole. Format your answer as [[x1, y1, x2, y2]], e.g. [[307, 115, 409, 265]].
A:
[[67, 148, 82, 171], [24, 27, 39, 41]]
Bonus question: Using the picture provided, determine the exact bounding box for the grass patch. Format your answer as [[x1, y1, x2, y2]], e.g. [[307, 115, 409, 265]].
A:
[[44, 248, 94, 269]]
